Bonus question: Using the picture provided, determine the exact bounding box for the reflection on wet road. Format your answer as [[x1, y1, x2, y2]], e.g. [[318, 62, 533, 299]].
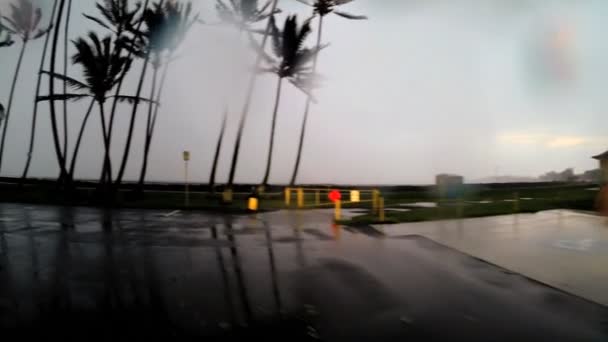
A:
[[0, 203, 607, 341]]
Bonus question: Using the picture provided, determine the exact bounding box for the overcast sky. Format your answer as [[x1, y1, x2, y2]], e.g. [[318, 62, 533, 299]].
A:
[[0, 0, 607, 185]]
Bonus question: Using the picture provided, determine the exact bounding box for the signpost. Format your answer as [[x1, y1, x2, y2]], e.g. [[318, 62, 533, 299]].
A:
[[183, 151, 190, 207], [329, 190, 342, 220]]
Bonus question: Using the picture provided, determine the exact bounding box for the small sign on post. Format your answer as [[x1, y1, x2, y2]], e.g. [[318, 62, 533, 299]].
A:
[[183, 150, 190, 207]]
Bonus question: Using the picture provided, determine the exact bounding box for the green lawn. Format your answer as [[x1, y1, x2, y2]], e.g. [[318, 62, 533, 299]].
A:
[[338, 185, 598, 225]]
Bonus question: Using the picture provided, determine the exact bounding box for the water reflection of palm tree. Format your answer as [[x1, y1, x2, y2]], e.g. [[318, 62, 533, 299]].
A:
[[211, 224, 237, 326], [262, 220, 283, 315], [223, 216, 253, 324]]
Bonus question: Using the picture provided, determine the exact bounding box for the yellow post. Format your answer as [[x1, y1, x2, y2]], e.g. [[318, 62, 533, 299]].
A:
[[379, 197, 385, 222], [285, 188, 291, 206], [297, 188, 304, 208], [222, 189, 233, 203], [248, 197, 259, 211], [315, 190, 320, 206], [372, 190, 380, 213], [334, 200, 341, 221]]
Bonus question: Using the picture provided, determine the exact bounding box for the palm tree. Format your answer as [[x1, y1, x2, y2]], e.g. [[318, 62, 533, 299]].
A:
[[209, 1, 278, 193], [0, 0, 52, 174], [136, 0, 198, 192], [254, 15, 323, 186], [20, 0, 58, 183], [209, 109, 227, 193], [114, 0, 167, 188], [289, 0, 366, 185], [61, 0, 72, 162], [46, 0, 70, 186], [224, 0, 280, 190], [84, 0, 146, 185], [38, 32, 149, 192]]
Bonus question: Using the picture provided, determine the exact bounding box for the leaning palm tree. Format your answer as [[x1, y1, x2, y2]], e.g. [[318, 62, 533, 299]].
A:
[[289, 0, 366, 185], [0, 0, 52, 174], [224, 0, 280, 191], [209, 109, 227, 193], [253, 15, 323, 186], [136, 0, 198, 192], [84, 0, 146, 184], [20, 0, 58, 183], [38, 32, 149, 192], [209, 0, 279, 192]]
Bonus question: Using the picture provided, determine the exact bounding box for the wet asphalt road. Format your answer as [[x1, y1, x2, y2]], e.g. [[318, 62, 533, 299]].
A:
[[0, 203, 607, 341]]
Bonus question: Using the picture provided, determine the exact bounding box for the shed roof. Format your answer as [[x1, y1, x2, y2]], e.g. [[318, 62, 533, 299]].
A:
[[592, 150, 608, 160]]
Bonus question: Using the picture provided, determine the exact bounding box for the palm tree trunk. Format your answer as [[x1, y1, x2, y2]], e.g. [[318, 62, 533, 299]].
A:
[[139, 58, 171, 188], [136, 64, 159, 191], [0, 41, 28, 174], [62, 0, 73, 160], [261, 77, 283, 186], [69, 98, 95, 177], [290, 15, 324, 186], [114, 54, 151, 187], [97, 101, 112, 193], [47, 0, 70, 186], [209, 110, 227, 193], [226, 0, 280, 188], [20, 0, 59, 184]]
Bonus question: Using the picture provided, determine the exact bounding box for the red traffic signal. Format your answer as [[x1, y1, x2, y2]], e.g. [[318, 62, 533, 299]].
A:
[[328, 190, 341, 202]]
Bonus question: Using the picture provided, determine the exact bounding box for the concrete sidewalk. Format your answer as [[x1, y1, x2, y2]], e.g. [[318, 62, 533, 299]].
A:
[[377, 210, 608, 305]]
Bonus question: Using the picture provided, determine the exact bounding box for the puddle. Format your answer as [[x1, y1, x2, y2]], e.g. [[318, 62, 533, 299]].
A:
[[399, 202, 437, 208]]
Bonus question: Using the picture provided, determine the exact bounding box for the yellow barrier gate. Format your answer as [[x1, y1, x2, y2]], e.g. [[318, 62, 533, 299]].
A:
[[283, 187, 385, 222]]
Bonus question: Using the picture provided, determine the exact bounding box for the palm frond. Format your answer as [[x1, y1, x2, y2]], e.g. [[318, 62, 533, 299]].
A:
[[107, 95, 158, 105], [40, 71, 91, 91], [84, 13, 113, 31], [36, 94, 91, 102], [333, 10, 367, 20]]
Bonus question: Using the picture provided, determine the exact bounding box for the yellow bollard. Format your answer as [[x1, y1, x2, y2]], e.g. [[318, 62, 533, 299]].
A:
[[335, 200, 341, 221], [372, 190, 380, 213], [315, 190, 320, 206], [350, 190, 360, 203], [379, 197, 385, 222], [285, 188, 291, 206], [248, 197, 258, 211], [297, 188, 304, 208], [222, 189, 233, 203]]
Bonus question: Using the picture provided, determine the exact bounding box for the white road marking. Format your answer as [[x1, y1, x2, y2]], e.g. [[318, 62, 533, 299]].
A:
[[163, 210, 181, 218]]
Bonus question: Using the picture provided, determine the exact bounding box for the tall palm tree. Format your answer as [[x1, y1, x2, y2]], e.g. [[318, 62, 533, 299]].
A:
[[61, 0, 72, 162], [84, 0, 146, 185], [114, 0, 167, 188], [38, 32, 149, 192], [0, 0, 52, 174], [46, 0, 70, 186], [254, 15, 323, 186], [209, 0, 279, 193], [289, 0, 366, 185], [137, 0, 198, 192], [20, 0, 58, 183], [209, 109, 227, 193], [225, 0, 280, 190]]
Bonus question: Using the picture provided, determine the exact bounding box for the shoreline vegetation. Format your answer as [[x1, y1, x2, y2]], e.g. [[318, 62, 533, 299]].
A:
[[1, 177, 599, 222]]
